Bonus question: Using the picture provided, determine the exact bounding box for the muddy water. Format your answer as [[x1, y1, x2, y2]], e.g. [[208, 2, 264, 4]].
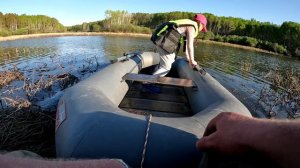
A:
[[0, 36, 299, 118]]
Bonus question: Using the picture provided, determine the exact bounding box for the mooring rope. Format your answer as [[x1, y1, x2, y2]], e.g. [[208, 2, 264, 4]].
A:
[[140, 114, 152, 168]]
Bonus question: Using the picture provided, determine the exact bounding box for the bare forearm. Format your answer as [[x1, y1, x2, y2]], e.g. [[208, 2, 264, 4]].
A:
[[187, 42, 194, 63], [186, 32, 194, 64], [185, 44, 190, 60], [185, 26, 196, 65], [0, 155, 126, 168], [198, 112, 300, 168], [247, 119, 300, 168]]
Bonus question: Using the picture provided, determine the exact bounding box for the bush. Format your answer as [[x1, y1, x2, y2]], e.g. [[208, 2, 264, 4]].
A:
[[257, 41, 288, 54], [272, 43, 288, 54], [0, 29, 12, 37], [257, 40, 273, 51], [90, 24, 101, 32], [242, 37, 258, 47], [67, 25, 82, 32], [216, 35, 258, 47], [102, 24, 152, 34], [198, 31, 215, 40], [226, 35, 241, 44], [13, 28, 29, 35], [210, 34, 287, 55], [213, 35, 224, 42]]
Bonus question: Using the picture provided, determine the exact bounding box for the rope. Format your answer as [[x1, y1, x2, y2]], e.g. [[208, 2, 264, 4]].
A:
[[140, 114, 152, 168]]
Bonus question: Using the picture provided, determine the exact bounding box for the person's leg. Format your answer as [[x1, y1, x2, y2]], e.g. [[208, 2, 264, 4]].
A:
[[152, 66, 170, 77], [153, 47, 175, 77]]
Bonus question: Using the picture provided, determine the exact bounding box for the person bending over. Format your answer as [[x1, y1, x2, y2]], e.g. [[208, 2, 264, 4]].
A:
[[151, 13, 207, 77]]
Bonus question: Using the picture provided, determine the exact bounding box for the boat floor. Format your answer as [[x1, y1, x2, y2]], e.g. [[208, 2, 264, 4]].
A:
[[119, 82, 193, 117]]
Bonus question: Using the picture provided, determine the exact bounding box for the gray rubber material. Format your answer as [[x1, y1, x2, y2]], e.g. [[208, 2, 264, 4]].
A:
[[55, 52, 251, 168]]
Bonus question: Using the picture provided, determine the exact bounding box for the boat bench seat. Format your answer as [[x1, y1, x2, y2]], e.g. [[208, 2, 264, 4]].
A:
[[122, 73, 196, 88]]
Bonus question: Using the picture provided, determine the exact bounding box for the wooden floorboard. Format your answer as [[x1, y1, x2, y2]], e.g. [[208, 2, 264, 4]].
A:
[[119, 80, 192, 116], [123, 73, 195, 87], [126, 90, 187, 103], [121, 108, 188, 117], [129, 82, 186, 96], [119, 98, 190, 114]]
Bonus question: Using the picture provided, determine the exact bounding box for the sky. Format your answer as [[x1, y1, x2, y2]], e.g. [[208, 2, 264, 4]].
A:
[[0, 0, 299, 26]]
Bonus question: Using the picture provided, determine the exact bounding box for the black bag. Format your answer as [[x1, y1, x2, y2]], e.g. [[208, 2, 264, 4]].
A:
[[151, 22, 182, 54]]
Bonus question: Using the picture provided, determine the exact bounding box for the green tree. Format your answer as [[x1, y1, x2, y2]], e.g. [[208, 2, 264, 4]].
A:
[[5, 13, 18, 31], [82, 22, 89, 32], [280, 22, 300, 56], [0, 12, 65, 36], [90, 23, 100, 32], [0, 12, 3, 30]]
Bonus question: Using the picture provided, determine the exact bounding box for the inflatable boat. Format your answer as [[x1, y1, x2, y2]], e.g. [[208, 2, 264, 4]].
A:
[[55, 51, 252, 168]]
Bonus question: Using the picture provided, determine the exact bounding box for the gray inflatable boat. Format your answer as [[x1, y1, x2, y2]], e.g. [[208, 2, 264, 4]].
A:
[[55, 51, 251, 168]]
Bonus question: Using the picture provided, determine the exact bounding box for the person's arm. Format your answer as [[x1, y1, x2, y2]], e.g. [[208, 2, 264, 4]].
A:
[[0, 155, 127, 168], [185, 26, 197, 67], [196, 112, 300, 168]]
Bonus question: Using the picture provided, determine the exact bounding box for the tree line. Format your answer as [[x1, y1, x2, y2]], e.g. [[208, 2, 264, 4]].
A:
[[68, 10, 300, 57], [1, 11, 299, 57], [202, 13, 300, 57], [68, 10, 152, 34], [0, 12, 65, 36]]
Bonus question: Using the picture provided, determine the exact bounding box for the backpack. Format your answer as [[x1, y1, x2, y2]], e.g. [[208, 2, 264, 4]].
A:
[[151, 22, 182, 54]]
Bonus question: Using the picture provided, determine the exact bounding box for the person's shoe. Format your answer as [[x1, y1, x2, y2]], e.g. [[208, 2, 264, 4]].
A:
[[142, 83, 161, 93]]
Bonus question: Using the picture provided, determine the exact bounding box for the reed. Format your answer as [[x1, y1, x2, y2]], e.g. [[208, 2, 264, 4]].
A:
[[258, 69, 300, 119]]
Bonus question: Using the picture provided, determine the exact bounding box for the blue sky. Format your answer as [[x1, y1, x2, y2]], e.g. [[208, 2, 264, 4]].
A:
[[0, 0, 299, 26]]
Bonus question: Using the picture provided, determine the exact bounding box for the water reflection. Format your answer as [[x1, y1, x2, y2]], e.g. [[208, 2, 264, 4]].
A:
[[193, 42, 300, 118], [0, 47, 55, 67], [195, 42, 300, 77], [101, 35, 154, 59]]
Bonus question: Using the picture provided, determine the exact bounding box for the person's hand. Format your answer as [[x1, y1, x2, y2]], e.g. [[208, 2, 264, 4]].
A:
[[196, 112, 255, 155], [189, 60, 198, 67]]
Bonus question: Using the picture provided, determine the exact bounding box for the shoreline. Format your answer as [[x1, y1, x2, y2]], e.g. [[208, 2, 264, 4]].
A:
[[199, 40, 282, 56], [0, 32, 151, 42], [0, 32, 282, 56]]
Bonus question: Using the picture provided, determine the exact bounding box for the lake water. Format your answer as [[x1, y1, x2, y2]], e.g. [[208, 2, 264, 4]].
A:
[[0, 36, 299, 118]]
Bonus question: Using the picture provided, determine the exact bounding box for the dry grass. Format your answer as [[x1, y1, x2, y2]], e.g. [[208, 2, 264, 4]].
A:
[[0, 70, 74, 157], [0, 107, 56, 157], [0, 71, 25, 88], [0, 53, 101, 156], [265, 69, 300, 96], [259, 69, 300, 119], [240, 61, 253, 73]]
